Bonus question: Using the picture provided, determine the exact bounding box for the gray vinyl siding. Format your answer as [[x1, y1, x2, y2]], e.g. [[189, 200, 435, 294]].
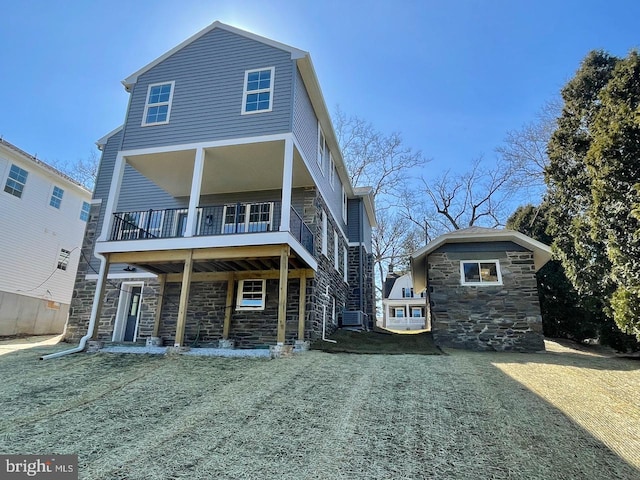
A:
[[292, 68, 345, 234], [121, 28, 293, 151], [346, 198, 372, 252], [433, 241, 529, 254]]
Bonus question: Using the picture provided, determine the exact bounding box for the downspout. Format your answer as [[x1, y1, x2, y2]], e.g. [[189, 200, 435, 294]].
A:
[[321, 285, 337, 343], [41, 252, 108, 360]]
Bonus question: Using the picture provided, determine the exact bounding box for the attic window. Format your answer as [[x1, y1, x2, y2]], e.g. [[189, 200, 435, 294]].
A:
[[242, 67, 274, 114], [142, 81, 175, 126], [460, 260, 502, 286]]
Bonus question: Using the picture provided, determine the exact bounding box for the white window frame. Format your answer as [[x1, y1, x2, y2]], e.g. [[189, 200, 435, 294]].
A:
[[142, 81, 175, 126], [411, 307, 423, 318], [4, 164, 28, 198], [460, 260, 503, 286], [321, 211, 328, 256], [342, 186, 348, 223], [317, 123, 325, 170], [329, 153, 335, 189], [236, 279, 267, 311], [334, 230, 339, 270], [222, 202, 273, 234], [343, 246, 348, 283], [331, 296, 337, 324], [49, 185, 64, 209], [394, 307, 405, 318], [402, 287, 414, 298], [241, 67, 275, 115], [80, 201, 91, 222]]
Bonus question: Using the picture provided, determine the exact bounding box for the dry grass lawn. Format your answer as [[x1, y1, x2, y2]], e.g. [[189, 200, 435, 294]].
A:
[[0, 336, 638, 479]]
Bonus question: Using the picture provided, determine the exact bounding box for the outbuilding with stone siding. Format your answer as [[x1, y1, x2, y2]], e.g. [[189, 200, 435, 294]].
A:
[[410, 227, 552, 352]]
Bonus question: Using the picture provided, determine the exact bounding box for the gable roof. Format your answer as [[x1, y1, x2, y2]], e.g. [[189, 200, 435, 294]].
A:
[[410, 227, 552, 292], [122, 21, 307, 90]]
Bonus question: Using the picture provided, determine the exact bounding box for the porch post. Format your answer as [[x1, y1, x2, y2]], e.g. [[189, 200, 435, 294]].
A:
[[174, 250, 194, 347], [98, 154, 126, 242], [90, 254, 111, 340], [297, 270, 306, 341], [277, 246, 290, 344], [279, 136, 294, 232], [223, 273, 234, 339], [152, 274, 166, 337], [185, 147, 205, 237]]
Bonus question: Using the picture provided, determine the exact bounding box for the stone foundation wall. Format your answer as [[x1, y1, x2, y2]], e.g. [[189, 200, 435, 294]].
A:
[[428, 251, 544, 352]]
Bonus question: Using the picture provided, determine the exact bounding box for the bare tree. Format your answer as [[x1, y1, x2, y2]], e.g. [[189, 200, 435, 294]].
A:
[[51, 149, 100, 191]]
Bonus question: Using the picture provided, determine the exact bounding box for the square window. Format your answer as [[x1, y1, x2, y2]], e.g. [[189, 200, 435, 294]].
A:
[[142, 81, 175, 126], [50, 186, 64, 209], [236, 279, 266, 310], [80, 201, 91, 221], [4, 164, 28, 198], [460, 260, 502, 286], [394, 308, 405, 318], [411, 307, 423, 318], [57, 248, 71, 270], [242, 67, 274, 114]]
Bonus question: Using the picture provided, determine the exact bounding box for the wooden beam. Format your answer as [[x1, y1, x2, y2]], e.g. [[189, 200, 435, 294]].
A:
[[277, 247, 289, 344], [298, 270, 306, 341], [191, 245, 284, 261], [174, 250, 194, 347], [223, 273, 234, 339], [165, 268, 314, 283], [110, 249, 190, 264], [90, 254, 111, 340], [152, 274, 166, 337]]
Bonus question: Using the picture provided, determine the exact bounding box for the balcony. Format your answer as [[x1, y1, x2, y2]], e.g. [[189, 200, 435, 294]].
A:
[[109, 202, 314, 254], [386, 316, 427, 331]]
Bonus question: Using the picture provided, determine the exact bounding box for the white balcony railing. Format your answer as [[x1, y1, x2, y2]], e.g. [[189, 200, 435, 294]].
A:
[[386, 316, 426, 330]]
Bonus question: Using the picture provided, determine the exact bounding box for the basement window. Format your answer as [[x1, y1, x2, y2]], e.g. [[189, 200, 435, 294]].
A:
[[460, 260, 502, 286], [236, 279, 266, 310]]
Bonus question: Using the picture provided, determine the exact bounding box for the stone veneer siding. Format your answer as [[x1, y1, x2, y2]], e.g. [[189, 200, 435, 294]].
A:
[[428, 250, 544, 352]]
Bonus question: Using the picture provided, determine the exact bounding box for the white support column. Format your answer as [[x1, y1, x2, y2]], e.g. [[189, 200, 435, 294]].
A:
[[279, 136, 294, 232], [98, 153, 126, 242], [185, 147, 205, 237]]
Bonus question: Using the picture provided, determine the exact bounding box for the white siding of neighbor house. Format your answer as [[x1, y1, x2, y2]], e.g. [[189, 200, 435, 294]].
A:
[[0, 145, 91, 305]]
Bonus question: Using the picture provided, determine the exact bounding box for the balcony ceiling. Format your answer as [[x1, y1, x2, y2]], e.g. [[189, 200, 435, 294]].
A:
[[126, 141, 314, 197]]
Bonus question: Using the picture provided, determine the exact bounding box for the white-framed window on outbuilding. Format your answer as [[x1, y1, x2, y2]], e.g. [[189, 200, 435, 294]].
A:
[[50, 186, 64, 209], [236, 279, 266, 310], [242, 67, 275, 114], [142, 81, 175, 126], [57, 248, 71, 271], [460, 260, 503, 286], [4, 164, 28, 198]]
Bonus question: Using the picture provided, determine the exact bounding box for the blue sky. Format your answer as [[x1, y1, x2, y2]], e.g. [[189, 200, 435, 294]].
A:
[[2, 0, 639, 178]]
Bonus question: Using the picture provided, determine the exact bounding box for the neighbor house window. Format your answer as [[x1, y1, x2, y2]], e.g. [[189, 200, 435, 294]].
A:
[[57, 248, 71, 270], [321, 211, 328, 256], [50, 186, 64, 209], [394, 307, 405, 318], [411, 307, 423, 318], [460, 260, 502, 286], [80, 201, 91, 221], [236, 279, 266, 310], [402, 287, 414, 298], [317, 124, 325, 170], [142, 81, 175, 126], [242, 67, 274, 114], [4, 164, 28, 198]]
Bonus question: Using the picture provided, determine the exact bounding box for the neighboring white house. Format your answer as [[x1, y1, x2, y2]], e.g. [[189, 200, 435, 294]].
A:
[[381, 271, 429, 331], [0, 138, 92, 335]]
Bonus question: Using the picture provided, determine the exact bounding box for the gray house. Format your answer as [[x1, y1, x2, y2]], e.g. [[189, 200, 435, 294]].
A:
[[65, 21, 376, 353], [410, 227, 551, 352]]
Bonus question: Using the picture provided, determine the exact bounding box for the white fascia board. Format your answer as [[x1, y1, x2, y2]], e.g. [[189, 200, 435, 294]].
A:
[[122, 21, 307, 90], [295, 56, 354, 198], [119, 133, 289, 158], [85, 272, 158, 281], [96, 125, 124, 151]]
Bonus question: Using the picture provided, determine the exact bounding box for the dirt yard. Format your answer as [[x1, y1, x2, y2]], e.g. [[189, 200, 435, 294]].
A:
[[0, 337, 638, 479]]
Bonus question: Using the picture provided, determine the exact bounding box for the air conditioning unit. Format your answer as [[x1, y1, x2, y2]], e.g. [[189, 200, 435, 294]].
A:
[[342, 310, 365, 327]]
